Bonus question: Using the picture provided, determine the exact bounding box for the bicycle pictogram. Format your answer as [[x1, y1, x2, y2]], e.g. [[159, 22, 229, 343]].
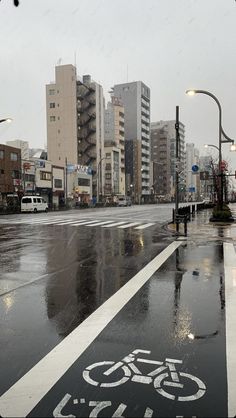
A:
[[83, 349, 206, 402]]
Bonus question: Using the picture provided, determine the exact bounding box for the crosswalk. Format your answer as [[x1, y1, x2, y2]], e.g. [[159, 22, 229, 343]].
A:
[[0, 216, 156, 231]]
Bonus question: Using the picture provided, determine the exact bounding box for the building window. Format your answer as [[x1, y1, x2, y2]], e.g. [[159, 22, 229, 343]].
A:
[[50, 102, 55, 108], [58, 129, 60, 134], [49, 89, 55, 95], [40, 171, 51, 180], [78, 178, 90, 187], [50, 116, 56, 122], [10, 152, 18, 161], [106, 153, 111, 158], [106, 163, 111, 170], [0, 169, 4, 174], [0, 150, 4, 159], [105, 173, 111, 179], [54, 179, 62, 188], [58, 116, 60, 120], [12, 170, 20, 179], [24, 174, 35, 182]]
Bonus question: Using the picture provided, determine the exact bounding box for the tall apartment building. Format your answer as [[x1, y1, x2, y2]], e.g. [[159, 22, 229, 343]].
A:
[[112, 81, 150, 203], [151, 120, 186, 198], [150, 123, 171, 198], [104, 97, 125, 195], [6, 140, 29, 160], [46, 65, 104, 197]]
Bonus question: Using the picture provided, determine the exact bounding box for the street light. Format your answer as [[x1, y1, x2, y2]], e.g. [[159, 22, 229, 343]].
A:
[[0, 118, 12, 124], [186, 89, 235, 209], [204, 144, 219, 152]]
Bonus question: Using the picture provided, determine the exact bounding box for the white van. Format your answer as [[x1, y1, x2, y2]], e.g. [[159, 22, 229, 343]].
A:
[[21, 196, 48, 213]]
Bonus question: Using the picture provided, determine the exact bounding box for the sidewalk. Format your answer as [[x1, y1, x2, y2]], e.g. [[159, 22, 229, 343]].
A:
[[169, 204, 236, 245]]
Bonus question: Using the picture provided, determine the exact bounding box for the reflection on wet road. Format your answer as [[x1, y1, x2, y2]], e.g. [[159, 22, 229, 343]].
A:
[[0, 218, 172, 396]]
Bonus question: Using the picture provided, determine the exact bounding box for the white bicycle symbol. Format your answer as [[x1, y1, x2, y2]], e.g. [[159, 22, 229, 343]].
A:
[[83, 349, 206, 402]]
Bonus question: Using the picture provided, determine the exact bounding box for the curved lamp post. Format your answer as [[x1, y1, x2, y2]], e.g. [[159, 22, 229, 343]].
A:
[[186, 89, 235, 209], [0, 118, 12, 124]]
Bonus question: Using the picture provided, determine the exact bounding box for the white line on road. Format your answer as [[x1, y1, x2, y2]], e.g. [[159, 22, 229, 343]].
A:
[[70, 220, 100, 226], [224, 242, 236, 418], [86, 221, 114, 227], [118, 222, 141, 229], [102, 221, 127, 227], [134, 223, 156, 230], [0, 240, 183, 418]]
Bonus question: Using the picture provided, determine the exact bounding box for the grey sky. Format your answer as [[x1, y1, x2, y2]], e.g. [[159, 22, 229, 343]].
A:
[[0, 0, 236, 168]]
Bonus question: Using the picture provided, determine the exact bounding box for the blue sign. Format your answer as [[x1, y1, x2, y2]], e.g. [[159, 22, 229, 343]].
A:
[[192, 165, 199, 173], [188, 186, 195, 192]]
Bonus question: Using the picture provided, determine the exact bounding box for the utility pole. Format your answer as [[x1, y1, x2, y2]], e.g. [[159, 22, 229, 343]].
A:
[[65, 157, 68, 207], [175, 106, 180, 233]]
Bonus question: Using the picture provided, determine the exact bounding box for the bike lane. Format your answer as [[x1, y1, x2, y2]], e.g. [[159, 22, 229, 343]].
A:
[[0, 239, 235, 417]]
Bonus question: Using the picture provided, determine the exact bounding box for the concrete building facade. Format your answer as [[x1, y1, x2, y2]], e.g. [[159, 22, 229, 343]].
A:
[[46, 65, 103, 197], [151, 120, 186, 200], [112, 81, 150, 202], [6, 140, 29, 160], [104, 97, 125, 195], [150, 122, 171, 199]]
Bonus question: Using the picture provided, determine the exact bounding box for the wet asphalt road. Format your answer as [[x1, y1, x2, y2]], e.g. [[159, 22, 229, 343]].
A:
[[0, 205, 234, 417], [0, 206, 174, 396]]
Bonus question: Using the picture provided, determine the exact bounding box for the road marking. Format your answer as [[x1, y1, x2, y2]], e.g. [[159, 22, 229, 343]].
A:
[[102, 221, 127, 228], [224, 242, 236, 418], [134, 223, 155, 230], [52, 219, 88, 226], [71, 220, 100, 226], [118, 222, 140, 229], [0, 240, 183, 418], [86, 221, 114, 227]]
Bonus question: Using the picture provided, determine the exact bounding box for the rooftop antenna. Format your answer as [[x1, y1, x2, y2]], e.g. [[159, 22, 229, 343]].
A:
[[74, 51, 77, 68]]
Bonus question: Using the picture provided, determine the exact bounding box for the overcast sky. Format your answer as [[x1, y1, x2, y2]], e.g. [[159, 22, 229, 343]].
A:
[[0, 0, 236, 168]]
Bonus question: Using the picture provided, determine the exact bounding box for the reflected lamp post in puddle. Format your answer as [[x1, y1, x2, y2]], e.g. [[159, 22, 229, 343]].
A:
[[186, 89, 236, 210]]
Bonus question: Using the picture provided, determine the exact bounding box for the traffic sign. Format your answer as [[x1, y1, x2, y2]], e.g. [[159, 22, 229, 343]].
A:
[[192, 165, 199, 173]]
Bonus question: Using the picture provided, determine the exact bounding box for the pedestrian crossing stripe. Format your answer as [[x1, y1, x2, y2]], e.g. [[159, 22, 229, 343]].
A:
[[0, 218, 156, 230]]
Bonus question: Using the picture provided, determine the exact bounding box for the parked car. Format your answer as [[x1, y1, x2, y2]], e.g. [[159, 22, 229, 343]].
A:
[[21, 196, 48, 213], [117, 196, 132, 207]]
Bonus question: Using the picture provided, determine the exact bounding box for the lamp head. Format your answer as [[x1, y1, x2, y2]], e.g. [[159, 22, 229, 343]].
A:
[[204, 144, 209, 149], [186, 89, 196, 96], [230, 143, 236, 152]]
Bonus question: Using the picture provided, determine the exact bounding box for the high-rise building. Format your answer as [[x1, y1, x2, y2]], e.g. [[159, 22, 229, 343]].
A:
[[151, 120, 186, 200], [104, 97, 125, 195], [112, 81, 150, 203], [150, 123, 171, 198], [46, 65, 104, 197]]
